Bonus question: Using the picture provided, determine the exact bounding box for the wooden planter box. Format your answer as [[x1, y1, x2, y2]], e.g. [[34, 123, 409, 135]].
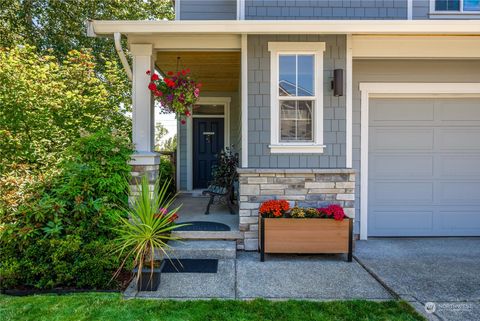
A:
[[259, 217, 353, 262]]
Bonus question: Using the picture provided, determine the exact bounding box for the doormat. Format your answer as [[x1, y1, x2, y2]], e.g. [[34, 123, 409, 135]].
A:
[[162, 259, 218, 273], [175, 221, 231, 231]]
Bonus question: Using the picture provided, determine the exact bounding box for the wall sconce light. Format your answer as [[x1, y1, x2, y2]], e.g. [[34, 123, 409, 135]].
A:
[[331, 69, 344, 97]]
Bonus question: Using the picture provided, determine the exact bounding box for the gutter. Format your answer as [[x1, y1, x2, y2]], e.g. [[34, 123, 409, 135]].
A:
[[86, 20, 132, 81]]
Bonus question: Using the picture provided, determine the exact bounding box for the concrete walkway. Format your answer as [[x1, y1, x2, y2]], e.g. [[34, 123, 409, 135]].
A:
[[131, 252, 391, 301], [355, 238, 480, 321]]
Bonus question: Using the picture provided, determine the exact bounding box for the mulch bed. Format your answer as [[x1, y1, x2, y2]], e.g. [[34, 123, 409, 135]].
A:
[[1, 270, 133, 296]]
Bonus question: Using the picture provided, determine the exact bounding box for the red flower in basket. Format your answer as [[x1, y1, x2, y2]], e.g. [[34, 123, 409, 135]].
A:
[[259, 200, 290, 218]]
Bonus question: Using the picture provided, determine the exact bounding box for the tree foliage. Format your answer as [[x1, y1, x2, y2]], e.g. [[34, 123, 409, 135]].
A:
[[0, 0, 174, 64], [0, 46, 131, 173]]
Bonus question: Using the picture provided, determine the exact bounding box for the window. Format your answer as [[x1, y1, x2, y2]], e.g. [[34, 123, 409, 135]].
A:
[[433, 0, 480, 12], [268, 42, 326, 154]]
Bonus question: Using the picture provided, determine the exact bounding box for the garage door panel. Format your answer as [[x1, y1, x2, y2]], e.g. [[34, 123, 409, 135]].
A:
[[439, 155, 480, 178], [437, 128, 480, 151], [370, 128, 434, 150], [438, 99, 480, 122], [438, 210, 480, 232], [371, 99, 434, 122], [373, 182, 433, 204], [371, 155, 433, 178], [369, 211, 434, 236], [438, 181, 480, 204], [369, 97, 480, 237]]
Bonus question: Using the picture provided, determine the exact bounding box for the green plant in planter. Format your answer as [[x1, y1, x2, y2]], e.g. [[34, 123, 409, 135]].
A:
[[211, 148, 239, 188], [112, 175, 185, 289]]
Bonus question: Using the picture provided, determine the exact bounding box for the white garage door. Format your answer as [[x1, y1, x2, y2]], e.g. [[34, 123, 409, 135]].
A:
[[369, 98, 480, 236]]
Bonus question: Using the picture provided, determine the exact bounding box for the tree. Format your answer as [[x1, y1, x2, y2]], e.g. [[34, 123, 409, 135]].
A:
[[0, 46, 131, 172], [0, 0, 174, 65], [155, 122, 169, 150], [162, 135, 177, 152]]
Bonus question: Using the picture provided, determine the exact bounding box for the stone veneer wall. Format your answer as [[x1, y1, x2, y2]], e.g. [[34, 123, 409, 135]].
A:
[[129, 164, 160, 200], [237, 168, 356, 251]]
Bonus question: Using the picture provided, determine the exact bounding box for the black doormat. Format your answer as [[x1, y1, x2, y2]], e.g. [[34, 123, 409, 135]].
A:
[[175, 221, 231, 231], [162, 259, 218, 273]]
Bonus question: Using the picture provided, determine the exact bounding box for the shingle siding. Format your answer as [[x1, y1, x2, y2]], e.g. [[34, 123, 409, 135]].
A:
[[179, 0, 237, 20], [245, 0, 407, 20], [247, 34, 347, 169], [412, 0, 430, 19]]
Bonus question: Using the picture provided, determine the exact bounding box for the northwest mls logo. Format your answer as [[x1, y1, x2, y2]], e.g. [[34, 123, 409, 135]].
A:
[[425, 302, 436, 314]]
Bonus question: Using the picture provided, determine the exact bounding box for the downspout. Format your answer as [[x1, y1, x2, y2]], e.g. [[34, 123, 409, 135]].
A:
[[114, 32, 132, 81]]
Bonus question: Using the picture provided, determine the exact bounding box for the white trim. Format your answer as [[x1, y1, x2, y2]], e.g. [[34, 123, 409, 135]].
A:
[[352, 35, 480, 59], [237, 0, 245, 20], [175, 0, 180, 20], [268, 42, 326, 153], [186, 97, 231, 191], [129, 35, 241, 50], [88, 20, 480, 37], [407, 0, 413, 19], [186, 116, 193, 191], [241, 34, 248, 167], [358, 82, 480, 240], [345, 34, 353, 168], [176, 120, 181, 192], [269, 144, 325, 154]]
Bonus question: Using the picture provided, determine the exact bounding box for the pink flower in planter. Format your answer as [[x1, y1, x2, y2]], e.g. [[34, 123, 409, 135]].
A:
[[194, 88, 200, 98]]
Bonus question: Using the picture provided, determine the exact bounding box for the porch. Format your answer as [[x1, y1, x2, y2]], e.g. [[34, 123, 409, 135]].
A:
[[171, 193, 239, 234]]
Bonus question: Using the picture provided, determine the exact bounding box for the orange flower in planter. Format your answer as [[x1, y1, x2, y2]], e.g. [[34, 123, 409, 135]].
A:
[[259, 200, 290, 218]]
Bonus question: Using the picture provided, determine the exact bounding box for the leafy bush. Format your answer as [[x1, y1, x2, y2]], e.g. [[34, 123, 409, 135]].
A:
[[0, 131, 133, 289]]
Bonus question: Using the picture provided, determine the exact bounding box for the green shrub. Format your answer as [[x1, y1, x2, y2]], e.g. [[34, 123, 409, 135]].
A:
[[0, 130, 133, 289]]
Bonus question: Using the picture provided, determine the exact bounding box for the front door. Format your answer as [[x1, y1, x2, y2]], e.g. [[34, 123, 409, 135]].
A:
[[193, 118, 224, 189]]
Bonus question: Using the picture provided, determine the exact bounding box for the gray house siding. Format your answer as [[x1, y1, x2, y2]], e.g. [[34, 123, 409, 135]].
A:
[[412, 0, 430, 19], [179, 0, 237, 20], [179, 91, 240, 190], [247, 34, 347, 169], [245, 0, 407, 20], [352, 59, 480, 233]]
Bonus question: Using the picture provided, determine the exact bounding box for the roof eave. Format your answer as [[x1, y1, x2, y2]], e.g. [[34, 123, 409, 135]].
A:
[[87, 19, 480, 37]]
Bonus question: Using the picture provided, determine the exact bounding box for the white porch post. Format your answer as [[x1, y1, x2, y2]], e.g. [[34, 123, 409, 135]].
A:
[[129, 43, 159, 188]]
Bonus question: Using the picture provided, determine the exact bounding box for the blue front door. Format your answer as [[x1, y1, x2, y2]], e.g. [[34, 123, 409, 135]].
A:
[[193, 118, 224, 189]]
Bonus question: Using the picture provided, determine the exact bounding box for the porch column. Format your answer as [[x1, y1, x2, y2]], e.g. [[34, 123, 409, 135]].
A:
[[129, 43, 159, 191]]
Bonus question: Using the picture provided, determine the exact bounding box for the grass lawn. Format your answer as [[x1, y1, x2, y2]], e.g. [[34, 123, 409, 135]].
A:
[[0, 293, 425, 321]]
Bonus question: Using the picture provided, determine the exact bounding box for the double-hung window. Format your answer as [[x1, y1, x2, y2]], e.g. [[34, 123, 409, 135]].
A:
[[268, 42, 326, 154], [431, 0, 480, 15]]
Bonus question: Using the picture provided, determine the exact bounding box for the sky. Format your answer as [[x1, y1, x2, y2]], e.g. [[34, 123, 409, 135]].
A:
[[156, 108, 177, 143]]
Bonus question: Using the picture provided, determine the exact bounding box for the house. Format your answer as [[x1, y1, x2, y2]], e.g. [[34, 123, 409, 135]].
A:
[[87, 0, 480, 250]]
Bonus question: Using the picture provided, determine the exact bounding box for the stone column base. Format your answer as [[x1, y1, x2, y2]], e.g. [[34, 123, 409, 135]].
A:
[[129, 152, 161, 201]]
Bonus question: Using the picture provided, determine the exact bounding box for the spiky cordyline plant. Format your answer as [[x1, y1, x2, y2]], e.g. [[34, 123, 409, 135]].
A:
[[112, 175, 185, 285]]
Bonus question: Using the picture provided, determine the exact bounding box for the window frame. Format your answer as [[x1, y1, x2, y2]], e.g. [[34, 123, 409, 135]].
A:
[[268, 42, 326, 154], [430, 0, 480, 17]]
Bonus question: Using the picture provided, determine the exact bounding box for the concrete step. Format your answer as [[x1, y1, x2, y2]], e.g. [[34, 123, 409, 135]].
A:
[[155, 240, 237, 260], [172, 230, 242, 241]]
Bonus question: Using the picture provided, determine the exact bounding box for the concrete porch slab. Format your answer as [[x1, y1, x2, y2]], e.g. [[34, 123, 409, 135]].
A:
[[173, 194, 239, 231], [355, 238, 480, 321], [236, 252, 392, 300], [136, 259, 236, 299]]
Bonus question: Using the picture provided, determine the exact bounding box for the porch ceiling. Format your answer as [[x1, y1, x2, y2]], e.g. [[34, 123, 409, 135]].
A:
[[156, 51, 240, 93]]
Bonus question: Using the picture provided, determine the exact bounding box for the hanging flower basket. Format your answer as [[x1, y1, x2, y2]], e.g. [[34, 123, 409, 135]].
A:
[[147, 69, 202, 124]]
